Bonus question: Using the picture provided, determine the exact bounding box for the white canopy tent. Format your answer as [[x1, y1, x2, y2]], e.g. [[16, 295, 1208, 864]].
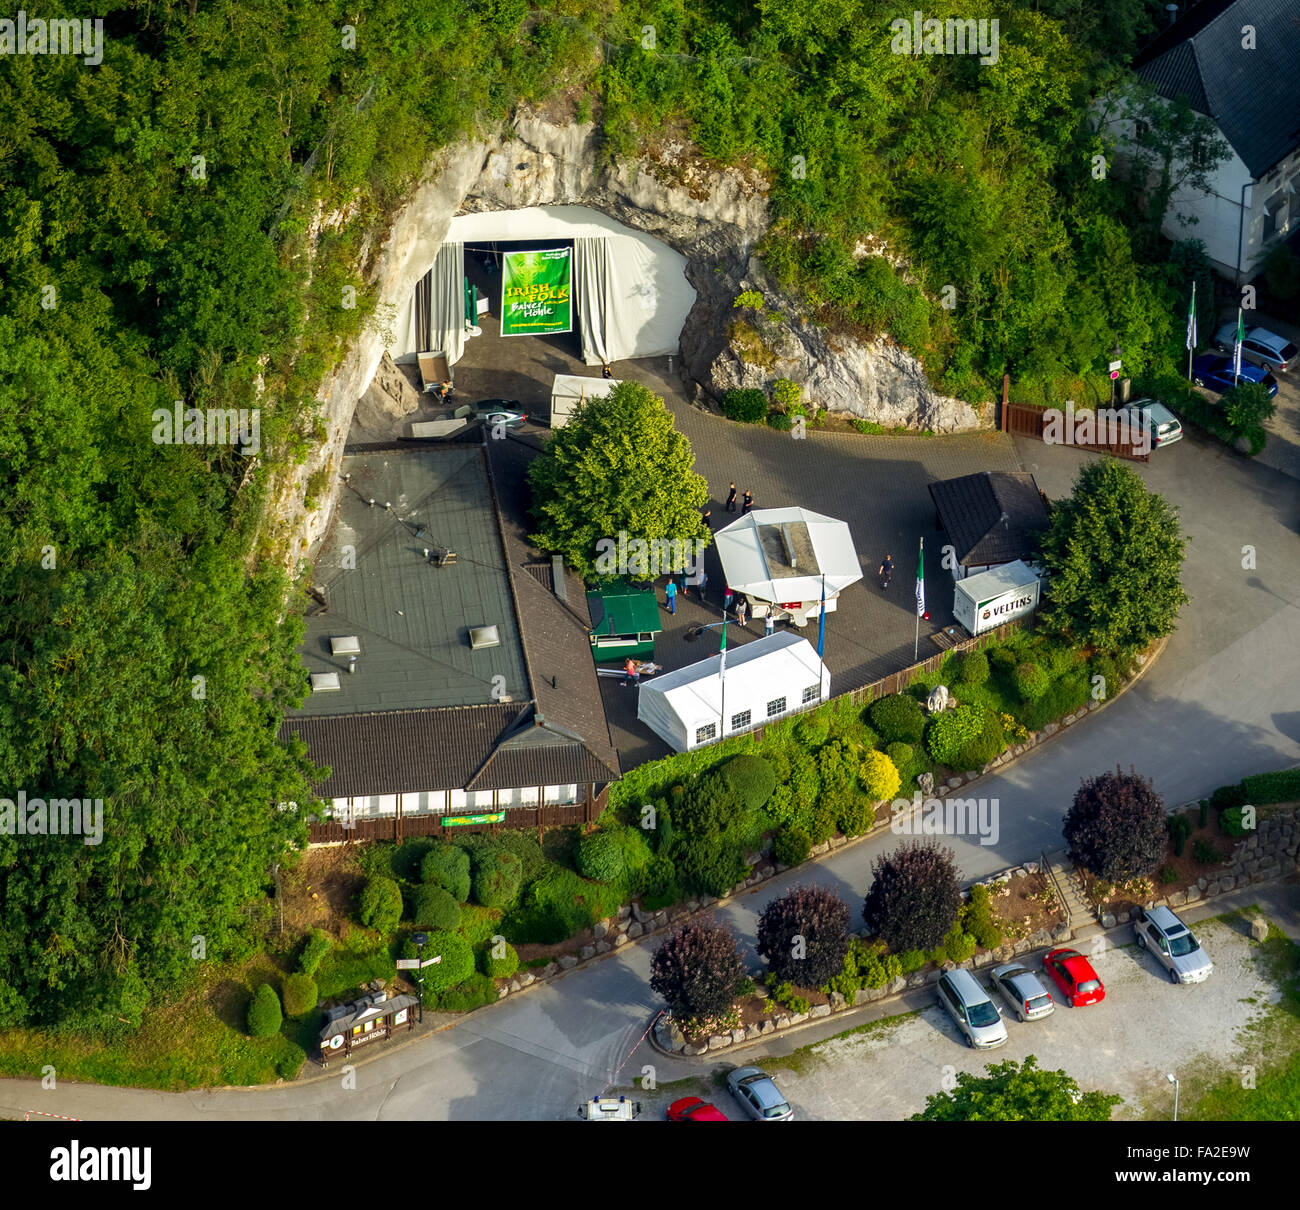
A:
[[714, 507, 863, 625], [551, 374, 621, 429], [637, 631, 830, 753], [391, 205, 695, 369]]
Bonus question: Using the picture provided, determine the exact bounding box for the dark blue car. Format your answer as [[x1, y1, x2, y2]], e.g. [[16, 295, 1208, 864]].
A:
[[1191, 354, 1278, 397]]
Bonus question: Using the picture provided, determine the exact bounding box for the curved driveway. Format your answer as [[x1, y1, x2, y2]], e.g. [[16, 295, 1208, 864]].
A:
[[3, 425, 1297, 1122]]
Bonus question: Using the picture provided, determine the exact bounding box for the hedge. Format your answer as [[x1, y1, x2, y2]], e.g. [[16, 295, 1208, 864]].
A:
[[421, 843, 472, 903], [358, 877, 403, 936], [281, 973, 318, 1017], [1239, 769, 1300, 804], [472, 851, 524, 910], [869, 694, 926, 745], [410, 884, 462, 931], [298, 927, 331, 977], [481, 940, 520, 980], [720, 754, 777, 812], [721, 387, 768, 423]]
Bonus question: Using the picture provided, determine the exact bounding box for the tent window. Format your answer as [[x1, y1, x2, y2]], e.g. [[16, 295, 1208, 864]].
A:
[[766, 697, 787, 718], [802, 684, 820, 704], [730, 709, 751, 731], [695, 723, 717, 744], [637, 632, 653, 642]]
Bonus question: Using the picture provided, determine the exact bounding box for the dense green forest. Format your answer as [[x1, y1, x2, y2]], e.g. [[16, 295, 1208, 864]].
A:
[[1, 0, 1209, 1031]]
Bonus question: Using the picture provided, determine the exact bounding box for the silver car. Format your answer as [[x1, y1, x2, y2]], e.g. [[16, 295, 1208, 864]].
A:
[[1121, 398, 1183, 449], [989, 962, 1056, 1022], [936, 968, 1008, 1049], [727, 1066, 793, 1121], [1212, 323, 1298, 373], [1133, 905, 1213, 984]]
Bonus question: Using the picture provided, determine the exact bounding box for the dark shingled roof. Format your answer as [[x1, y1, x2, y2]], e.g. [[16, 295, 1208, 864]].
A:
[[927, 471, 1049, 568], [280, 441, 619, 801], [1133, 0, 1300, 178]]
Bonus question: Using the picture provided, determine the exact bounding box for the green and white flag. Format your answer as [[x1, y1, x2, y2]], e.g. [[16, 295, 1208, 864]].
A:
[[915, 537, 926, 618], [1185, 282, 1197, 350], [500, 247, 573, 336], [718, 617, 727, 682], [1233, 307, 1245, 380]]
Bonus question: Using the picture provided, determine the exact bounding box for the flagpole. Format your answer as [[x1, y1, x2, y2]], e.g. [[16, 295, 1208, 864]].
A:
[[719, 611, 727, 740], [914, 537, 923, 661]]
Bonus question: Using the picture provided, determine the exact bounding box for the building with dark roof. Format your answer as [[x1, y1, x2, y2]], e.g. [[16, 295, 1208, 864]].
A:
[[281, 442, 620, 838], [1124, 0, 1300, 280], [927, 471, 1050, 581]]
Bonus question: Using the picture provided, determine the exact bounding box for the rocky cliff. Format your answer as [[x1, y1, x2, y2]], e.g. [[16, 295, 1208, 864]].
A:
[[282, 112, 981, 565]]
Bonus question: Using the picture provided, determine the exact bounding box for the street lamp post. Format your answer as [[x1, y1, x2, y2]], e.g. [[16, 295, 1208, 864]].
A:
[[1166, 1072, 1179, 1122], [413, 931, 429, 1023]]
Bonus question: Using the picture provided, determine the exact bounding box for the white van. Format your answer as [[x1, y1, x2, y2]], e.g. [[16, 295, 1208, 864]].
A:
[[937, 969, 1009, 1049]]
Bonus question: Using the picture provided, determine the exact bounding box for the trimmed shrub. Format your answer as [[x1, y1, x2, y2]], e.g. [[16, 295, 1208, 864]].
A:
[[1220, 806, 1252, 838], [959, 650, 989, 686], [795, 714, 831, 749], [650, 920, 746, 1020], [767, 410, 793, 431], [1160, 866, 1179, 884], [720, 754, 777, 812], [576, 830, 626, 882], [1064, 769, 1166, 881], [960, 883, 1003, 950], [925, 704, 985, 767], [421, 843, 471, 903], [357, 877, 403, 936], [1014, 661, 1049, 701], [836, 795, 876, 837], [481, 940, 520, 980], [414, 931, 474, 994], [1210, 783, 1247, 811], [439, 973, 498, 1013], [641, 853, 681, 910], [955, 710, 1005, 771], [1193, 839, 1222, 864], [721, 388, 768, 423], [864, 839, 963, 953], [298, 927, 331, 977], [472, 851, 524, 910], [758, 885, 851, 987], [870, 693, 926, 745], [281, 973, 318, 1017], [1167, 814, 1192, 858], [410, 884, 462, 931], [886, 741, 914, 766], [938, 925, 976, 965], [247, 983, 282, 1038], [1199, 799, 1210, 828], [859, 750, 901, 801], [1240, 769, 1300, 804], [676, 836, 748, 897], [773, 824, 812, 867], [898, 948, 928, 975]]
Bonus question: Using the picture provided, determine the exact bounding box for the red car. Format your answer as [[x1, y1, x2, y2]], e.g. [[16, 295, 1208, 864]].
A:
[[667, 1096, 729, 1121], [1043, 947, 1106, 1007]]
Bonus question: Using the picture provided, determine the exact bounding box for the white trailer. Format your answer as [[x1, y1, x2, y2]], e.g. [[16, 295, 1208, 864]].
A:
[[952, 560, 1041, 636], [550, 374, 621, 429]]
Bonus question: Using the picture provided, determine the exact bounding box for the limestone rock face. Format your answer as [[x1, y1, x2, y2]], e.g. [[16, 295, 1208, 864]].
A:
[[353, 352, 424, 436]]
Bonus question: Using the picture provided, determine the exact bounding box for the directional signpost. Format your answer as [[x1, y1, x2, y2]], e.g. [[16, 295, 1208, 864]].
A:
[[413, 932, 429, 1023]]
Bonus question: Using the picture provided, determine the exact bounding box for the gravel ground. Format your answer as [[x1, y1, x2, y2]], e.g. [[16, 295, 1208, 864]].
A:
[[629, 916, 1280, 1122]]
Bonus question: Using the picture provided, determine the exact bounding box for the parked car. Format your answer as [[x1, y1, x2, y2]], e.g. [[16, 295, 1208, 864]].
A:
[[936, 968, 1009, 1048], [473, 399, 527, 428], [1212, 322, 1297, 373], [578, 1096, 640, 1120], [989, 962, 1056, 1022], [726, 1066, 793, 1121], [1190, 354, 1279, 397], [1042, 947, 1106, 1006], [667, 1096, 729, 1122], [1133, 905, 1214, 984], [1118, 398, 1183, 448]]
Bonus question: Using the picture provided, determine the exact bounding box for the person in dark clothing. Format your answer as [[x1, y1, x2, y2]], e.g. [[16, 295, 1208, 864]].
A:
[[725, 483, 737, 512], [602, 363, 613, 379], [741, 490, 754, 515], [702, 507, 712, 528]]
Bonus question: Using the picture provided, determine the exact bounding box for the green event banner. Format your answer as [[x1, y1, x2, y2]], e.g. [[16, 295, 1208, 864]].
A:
[[500, 247, 572, 336], [442, 811, 506, 827]]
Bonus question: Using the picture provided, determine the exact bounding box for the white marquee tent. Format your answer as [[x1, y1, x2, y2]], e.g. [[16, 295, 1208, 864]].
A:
[[391, 205, 695, 369], [550, 374, 621, 429], [637, 631, 830, 753], [714, 507, 863, 623]]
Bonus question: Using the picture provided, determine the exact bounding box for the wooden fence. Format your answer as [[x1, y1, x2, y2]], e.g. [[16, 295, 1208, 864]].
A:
[[307, 787, 607, 845], [1000, 399, 1150, 463]]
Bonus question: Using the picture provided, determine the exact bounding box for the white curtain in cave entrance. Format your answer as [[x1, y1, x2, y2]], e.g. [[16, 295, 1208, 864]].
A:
[[413, 241, 466, 365], [574, 236, 610, 366]]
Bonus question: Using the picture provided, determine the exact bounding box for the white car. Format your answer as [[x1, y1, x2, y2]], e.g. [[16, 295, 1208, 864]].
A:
[[1133, 906, 1213, 984], [1120, 398, 1183, 449]]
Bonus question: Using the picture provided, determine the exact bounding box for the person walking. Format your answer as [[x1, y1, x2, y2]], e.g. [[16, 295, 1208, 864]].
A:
[[665, 577, 677, 615], [764, 608, 775, 636], [735, 596, 748, 629], [741, 489, 753, 515], [702, 507, 712, 528], [695, 568, 708, 601], [624, 657, 640, 686], [725, 482, 737, 512]]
